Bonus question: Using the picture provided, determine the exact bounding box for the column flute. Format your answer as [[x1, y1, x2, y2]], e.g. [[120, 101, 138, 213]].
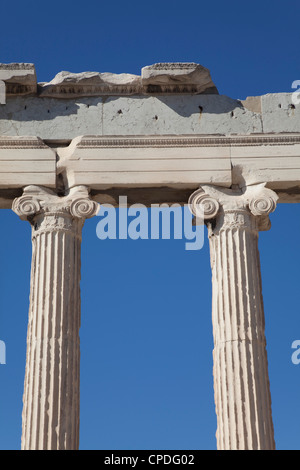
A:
[[13, 185, 99, 450], [189, 183, 278, 450]]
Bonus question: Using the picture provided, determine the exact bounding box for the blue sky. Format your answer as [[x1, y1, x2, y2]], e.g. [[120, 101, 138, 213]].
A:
[[0, 0, 300, 450]]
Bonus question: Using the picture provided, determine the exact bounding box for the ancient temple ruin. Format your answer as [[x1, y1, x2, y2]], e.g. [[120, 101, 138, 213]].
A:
[[1, 62, 300, 450]]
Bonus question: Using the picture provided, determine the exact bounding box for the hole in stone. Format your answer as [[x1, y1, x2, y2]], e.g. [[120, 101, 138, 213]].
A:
[[231, 111, 234, 117], [289, 104, 296, 109], [154, 115, 158, 120], [24, 105, 27, 110], [198, 106, 203, 112], [47, 110, 50, 113], [278, 104, 282, 108], [66, 106, 68, 110], [117, 109, 123, 114]]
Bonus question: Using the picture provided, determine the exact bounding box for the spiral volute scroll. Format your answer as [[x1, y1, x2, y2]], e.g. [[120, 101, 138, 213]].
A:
[[70, 197, 99, 219], [12, 196, 41, 220], [249, 192, 277, 217], [188, 189, 219, 221]]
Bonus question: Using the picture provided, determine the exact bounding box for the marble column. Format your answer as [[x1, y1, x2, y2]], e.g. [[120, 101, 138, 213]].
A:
[[12, 185, 99, 450], [189, 183, 278, 450]]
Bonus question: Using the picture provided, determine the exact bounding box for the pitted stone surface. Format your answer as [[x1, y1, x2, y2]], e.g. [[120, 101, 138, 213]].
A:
[[0, 63, 299, 139], [262, 93, 300, 133], [0, 94, 263, 139], [0, 96, 104, 139]]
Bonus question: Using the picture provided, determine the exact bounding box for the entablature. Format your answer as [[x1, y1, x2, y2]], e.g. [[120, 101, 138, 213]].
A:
[[1, 133, 300, 207]]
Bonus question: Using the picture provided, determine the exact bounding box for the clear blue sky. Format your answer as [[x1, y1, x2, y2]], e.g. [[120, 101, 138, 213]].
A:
[[0, 0, 299, 450]]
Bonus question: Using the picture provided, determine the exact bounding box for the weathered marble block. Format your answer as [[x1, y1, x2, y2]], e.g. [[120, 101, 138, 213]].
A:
[[0, 63, 37, 103]]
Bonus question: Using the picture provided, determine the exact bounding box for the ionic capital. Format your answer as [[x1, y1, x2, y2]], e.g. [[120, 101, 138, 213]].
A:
[[12, 185, 99, 222], [188, 183, 278, 232]]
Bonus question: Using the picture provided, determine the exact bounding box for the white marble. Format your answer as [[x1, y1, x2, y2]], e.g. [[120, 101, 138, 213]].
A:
[[189, 183, 278, 450], [12, 185, 99, 450]]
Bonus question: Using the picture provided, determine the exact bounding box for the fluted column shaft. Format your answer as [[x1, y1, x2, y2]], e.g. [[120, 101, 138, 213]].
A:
[[189, 183, 278, 450], [13, 185, 98, 450]]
